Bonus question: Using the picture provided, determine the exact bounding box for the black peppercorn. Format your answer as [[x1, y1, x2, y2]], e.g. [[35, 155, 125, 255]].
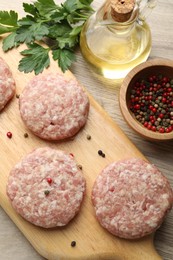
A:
[[77, 164, 83, 170], [71, 241, 76, 247], [87, 134, 91, 140], [98, 150, 106, 158], [24, 133, 29, 138], [44, 190, 50, 196], [98, 150, 103, 156]]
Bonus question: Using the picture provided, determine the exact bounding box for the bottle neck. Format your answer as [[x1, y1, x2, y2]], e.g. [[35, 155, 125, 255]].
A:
[[101, 0, 136, 22], [96, 1, 139, 24], [96, 4, 139, 35]]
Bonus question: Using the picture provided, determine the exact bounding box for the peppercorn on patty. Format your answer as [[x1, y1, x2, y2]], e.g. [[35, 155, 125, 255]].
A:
[[7, 147, 86, 228], [19, 72, 89, 140], [92, 158, 173, 239], [0, 57, 15, 111]]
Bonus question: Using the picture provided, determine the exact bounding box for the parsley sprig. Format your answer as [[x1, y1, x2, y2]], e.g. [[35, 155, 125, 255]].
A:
[[0, 0, 94, 74]]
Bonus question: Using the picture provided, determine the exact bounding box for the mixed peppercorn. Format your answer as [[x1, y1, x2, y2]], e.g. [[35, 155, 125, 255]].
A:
[[6, 131, 12, 138], [129, 74, 173, 133]]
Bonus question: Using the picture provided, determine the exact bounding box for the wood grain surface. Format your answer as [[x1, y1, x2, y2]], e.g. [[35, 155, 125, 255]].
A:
[[0, 1, 173, 260]]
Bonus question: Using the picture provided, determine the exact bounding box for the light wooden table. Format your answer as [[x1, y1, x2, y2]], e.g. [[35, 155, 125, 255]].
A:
[[0, 0, 173, 259]]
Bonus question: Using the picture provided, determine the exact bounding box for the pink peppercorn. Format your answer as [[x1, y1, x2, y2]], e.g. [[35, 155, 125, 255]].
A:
[[159, 127, 165, 133], [46, 178, 53, 184], [7, 132, 12, 138]]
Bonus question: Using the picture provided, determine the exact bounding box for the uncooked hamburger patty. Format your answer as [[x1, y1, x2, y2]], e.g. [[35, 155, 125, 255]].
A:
[[92, 158, 173, 239], [7, 147, 86, 228], [0, 57, 15, 111], [19, 73, 89, 140]]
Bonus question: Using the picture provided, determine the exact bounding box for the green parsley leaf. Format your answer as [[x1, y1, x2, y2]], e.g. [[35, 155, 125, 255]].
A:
[[57, 35, 78, 49], [34, 0, 58, 17], [0, 25, 14, 34], [18, 16, 35, 26], [0, 11, 18, 35], [63, 0, 79, 13], [0, 10, 18, 26], [63, 0, 93, 13], [2, 32, 18, 51], [80, 0, 93, 5], [48, 22, 71, 38], [15, 23, 49, 43], [50, 8, 68, 23], [52, 48, 76, 72], [23, 3, 38, 16], [19, 43, 50, 74]]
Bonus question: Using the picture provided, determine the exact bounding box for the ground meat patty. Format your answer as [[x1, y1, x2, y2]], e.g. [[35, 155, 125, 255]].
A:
[[19, 73, 89, 140], [92, 158, 173, 239], [6, 147, 86, 228], [0, 57, 15, 111]]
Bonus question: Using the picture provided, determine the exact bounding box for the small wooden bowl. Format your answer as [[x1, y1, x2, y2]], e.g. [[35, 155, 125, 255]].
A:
[[119, 58, 173, 141]]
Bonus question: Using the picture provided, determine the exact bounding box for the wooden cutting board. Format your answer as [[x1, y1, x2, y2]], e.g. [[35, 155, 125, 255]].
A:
[[0, 41, 162, 260]]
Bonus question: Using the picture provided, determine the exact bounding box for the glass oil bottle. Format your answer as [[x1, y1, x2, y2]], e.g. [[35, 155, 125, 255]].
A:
[[80, 0, 157, 80]]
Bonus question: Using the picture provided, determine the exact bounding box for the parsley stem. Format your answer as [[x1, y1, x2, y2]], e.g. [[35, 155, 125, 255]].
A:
[[73, 17, 89, 21], [74, 12, 92, 19]]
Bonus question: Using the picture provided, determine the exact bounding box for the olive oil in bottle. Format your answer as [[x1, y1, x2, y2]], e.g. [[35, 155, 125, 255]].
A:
[[80, 0, 155, 80]]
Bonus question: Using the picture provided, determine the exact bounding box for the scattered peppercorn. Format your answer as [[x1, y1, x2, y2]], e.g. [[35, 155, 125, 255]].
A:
[[16, 94, 20, 99], [44, 190, 50, 196], [71, 241, 76, 247], [77, 164, 83, 170], [101, 153, 106, 158], [129, 74, 173, 133], [98, 150, 106, 158], [46, 178, 52, 184], [86, 134, 91, 140], [98, 150, 103, 156], [24, 133, 29, 138], [7, 131, 12, 139]]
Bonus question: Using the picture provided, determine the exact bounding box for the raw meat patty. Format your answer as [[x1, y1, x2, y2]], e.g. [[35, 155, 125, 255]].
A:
[[0, 57, 15, 111], [7, 147, 86, 228], [19, 73, 89, 140], [92, 158, 173, 239]]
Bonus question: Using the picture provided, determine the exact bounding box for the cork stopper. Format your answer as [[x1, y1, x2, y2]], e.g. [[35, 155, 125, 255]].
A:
[[110, 0, 135, 22]]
